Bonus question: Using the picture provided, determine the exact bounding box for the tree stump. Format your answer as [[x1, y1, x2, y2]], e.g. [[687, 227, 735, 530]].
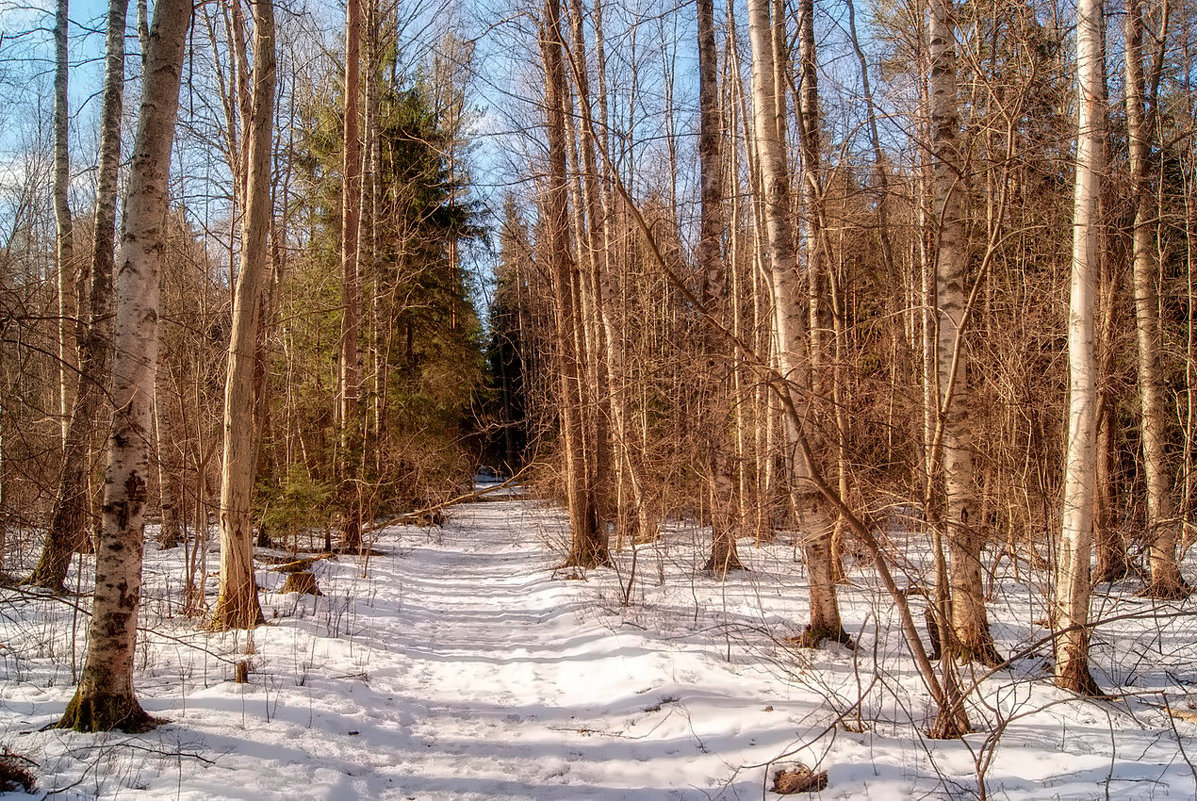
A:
[[279, 571, 322, 596]]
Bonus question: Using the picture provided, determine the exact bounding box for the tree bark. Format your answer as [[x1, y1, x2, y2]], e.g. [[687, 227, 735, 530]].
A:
[[1054, 0, 1104, 696], [542, 0, 608, 568], [566, 0, 618, 536], [795, 0, 826, 402], [26, 0, 129, 593], [746, 0, 844, 644], [154, 393, 183, 549], [211, 0, 275, 631], [339, 0, 364, 550], [1124, 0, 1190, 599], [697, 0, 744, 575], [58, 0, 193, 731], [53, 0, 77, 448], [928, 0, 999, 666]]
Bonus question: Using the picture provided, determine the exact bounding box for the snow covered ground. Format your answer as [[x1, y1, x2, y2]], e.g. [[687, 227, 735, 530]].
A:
[[1, 498, 1195, 800]]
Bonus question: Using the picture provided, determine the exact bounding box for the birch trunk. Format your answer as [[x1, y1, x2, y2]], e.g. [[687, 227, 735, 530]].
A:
[[796, 0, 826, 402], [929, 0, 998, 665], [746, 0, 844, 644], [27, 0, 129, 592], [698, 0, 744, 574], [54, 0, 77, 446], [1054, 0, 1104, 695], [212, 0, 275, 631], [1125, 0, 1190, 599], [58, 0, 192, 731]]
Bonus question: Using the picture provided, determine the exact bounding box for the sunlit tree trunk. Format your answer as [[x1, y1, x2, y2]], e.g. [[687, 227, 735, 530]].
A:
[[697, 0, 744, 574], [795, 0, 826, 402], [746, 0, 844, 644], [27, 0, 129, 592], [53, 0, 76, 447], [58, 0, 192, 731], [929, 0, 998, 665], [542, 0, 607, 568], [1094, 189, 1128, 584], [566, 0, 618, 535], [212, 0, 275, 631], [1054, 0, 1104, 695], [1125, 0, 1190, 599]]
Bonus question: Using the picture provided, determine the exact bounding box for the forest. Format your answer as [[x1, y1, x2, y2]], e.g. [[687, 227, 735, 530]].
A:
[[0, 0, 1196, 796]]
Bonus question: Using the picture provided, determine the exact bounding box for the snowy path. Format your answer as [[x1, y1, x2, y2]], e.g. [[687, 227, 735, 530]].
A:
[[308, 499, 809, 801], [3, 498, 1196, 800]]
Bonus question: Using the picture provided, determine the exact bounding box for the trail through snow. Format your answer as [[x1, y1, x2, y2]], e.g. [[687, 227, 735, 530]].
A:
[[2, 498, 1196, 800]]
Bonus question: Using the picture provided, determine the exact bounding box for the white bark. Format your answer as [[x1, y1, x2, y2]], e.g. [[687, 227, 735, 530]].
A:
[[928, 0, 997, 664], [59, 0, 193, 731], [28, 0, 128, 592], [1054, 0, 1103, 695], [746, 0, 843, 642], [54, 0, 76, 445]]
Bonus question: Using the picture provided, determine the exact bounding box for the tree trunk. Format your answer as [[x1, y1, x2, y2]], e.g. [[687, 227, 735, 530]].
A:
[[1125, 0, 1190, 599], [339, 0, 364, 551], [929, 0, 999, 666], [154, 394, 183, 549], [1054, 0, 1104, 696], [1094, 193, 1128, 583], [697, 0, 744, 575], [211, 0, 275, 631], [566, 0, 617, 536], [58, 0, 192, 731], [746, 0, 844, 644], [53, 0, 77, 448], [796, 0, 826, 403], [26, 0, 129, 593], [542, 0, 608, 569]]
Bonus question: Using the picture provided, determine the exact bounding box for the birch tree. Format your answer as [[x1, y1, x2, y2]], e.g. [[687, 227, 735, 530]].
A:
[[928, 0, 999, 665], [541, 0, 607, 568], [1054, 0, 1104, 695], [697, 0, 743, 573], [26, 0, 129, 592], [58, 0, 193, 731], [746, 0, 844, 644], [53, 0, 76, 446]]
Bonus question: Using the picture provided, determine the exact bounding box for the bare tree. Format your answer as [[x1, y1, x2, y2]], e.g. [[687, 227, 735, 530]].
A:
[[746, 0, 844, 644], [26, 0, 130, 592], [58, 0, 194, 731], [927, 0, 999, 665], [212, 0, 276, 631], [339, 0, 364, 550], [697, 0, 743, 574], [1054, 0, 1104, 696], [541, 0, 607, 568], [1124, 0, 1190, 599], [53, 0, 76, 446]]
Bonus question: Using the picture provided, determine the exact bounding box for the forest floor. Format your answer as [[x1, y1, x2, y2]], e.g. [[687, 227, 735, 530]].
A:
[[1, 498, 1196, 800]]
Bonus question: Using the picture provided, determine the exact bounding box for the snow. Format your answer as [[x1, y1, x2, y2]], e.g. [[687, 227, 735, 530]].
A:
[[1, 499, 1195, 799]]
